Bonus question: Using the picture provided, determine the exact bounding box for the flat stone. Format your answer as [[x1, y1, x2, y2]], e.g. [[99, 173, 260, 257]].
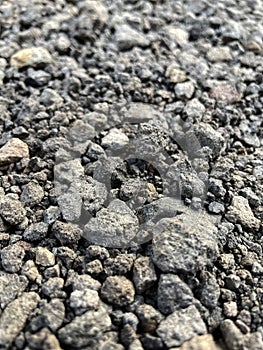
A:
[[0, 138, 29, 168], [10, 47, 52, 68], [207, 47, 233, 62]]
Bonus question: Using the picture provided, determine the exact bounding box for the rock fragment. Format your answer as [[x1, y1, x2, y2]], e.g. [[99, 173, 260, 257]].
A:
[[0, 292, 40, 349], [221, 319, 263, 350], [172, 334, 220, 350], [207, 47, 233, 62], [0, 273, 28, 309], [158, 274, 194, 315], [115, 24, 150, 50], [152, 211, 219, 273], [226, 196, 261, 230], [101, 276, 135, 306], [133, 256, 157, 294], [26, 328, 62, 350], [58, 305, 111, 348], [157, 305, 207, 348], [0, 138, 29, 168], [10, 47, 52, 68], [69, 289, 100, 315], [52, 221, 82, 246], [210, 82, 241, 104], [21, 181, 45, 205], [84, 199, 139, 248], [0, 197, 26, 225], [23, 222, 49, 242], [35, 247, 55, 267], [1, 244, 25, 273]]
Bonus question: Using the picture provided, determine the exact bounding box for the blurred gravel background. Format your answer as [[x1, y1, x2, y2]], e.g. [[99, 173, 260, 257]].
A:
[[0, 0, 262, 349]]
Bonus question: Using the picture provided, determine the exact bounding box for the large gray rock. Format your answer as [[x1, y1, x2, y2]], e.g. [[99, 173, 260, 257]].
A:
[[84, 199, 139, 248], [158, 274, 194, 315], [157, 305, 207, 348], [58, 305, 111, 348], [0, 292, 40, 349], [152, 211, 219, 273]]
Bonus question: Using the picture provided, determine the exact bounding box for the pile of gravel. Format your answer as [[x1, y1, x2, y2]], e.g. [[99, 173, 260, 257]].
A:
[[0, 0, 262, 349]]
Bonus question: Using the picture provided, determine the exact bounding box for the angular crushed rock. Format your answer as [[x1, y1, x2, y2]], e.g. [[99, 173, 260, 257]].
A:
[[0, 292, 40, 349], [10, 47, 52, 68], [0, 138, 29, 168], [226, 195, 261, 230], [152, 211, 219, 273], [58, 305, 111, 348], [84, 199, 139, 248], [101, 276, 135, 307], [157, 305, 207, 348], [52, 221, 82, 246], [1, 244, 25, 273], [0, 197, 26, 226], [133, 256, 157, 294], [158, 274, 194, 315]]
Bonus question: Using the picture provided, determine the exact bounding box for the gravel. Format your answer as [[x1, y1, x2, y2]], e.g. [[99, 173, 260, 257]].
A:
[[0, 0, 262, 349]]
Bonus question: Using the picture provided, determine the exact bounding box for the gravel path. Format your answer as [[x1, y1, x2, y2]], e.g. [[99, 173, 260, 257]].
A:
[[0, 1, 262, 349]]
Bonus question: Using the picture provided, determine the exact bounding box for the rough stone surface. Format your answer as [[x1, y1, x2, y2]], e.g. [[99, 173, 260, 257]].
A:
[[0, 197, 26, 225], [58, 305, 111, 348], [158, 274, 194, 315], [84, 199, 139, 248], [10, 47, 52, 68], [101, 276, 135, 306], [1, 244, 25, 273], [157, 305, 207, 348], [52, 221, 82, 246], [152, 211, 219, 273], [0, 292, 40, 349], [226, 196, 261, 230], [0, 138, 29, 168], [133, 256, 157, 294]]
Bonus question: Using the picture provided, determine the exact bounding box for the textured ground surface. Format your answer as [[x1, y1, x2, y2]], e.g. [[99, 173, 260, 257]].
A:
[[0, 0, 262, 349]]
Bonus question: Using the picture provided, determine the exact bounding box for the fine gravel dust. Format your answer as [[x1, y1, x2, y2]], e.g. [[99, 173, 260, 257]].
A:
[[0, 1, 262, 350]]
